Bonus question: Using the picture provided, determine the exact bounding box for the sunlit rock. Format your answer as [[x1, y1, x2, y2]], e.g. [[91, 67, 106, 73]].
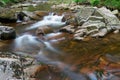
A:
[[112, 10, 119, 15], [113, 30, 119, 34], [34, 11, 49, 17], [0, 52, 22, 80], [21, 11, 39, 20], [97, 7, 120, 25], [0, 52, 36, 80], [75, 7, 96, 25], [87, 16, 104, 22], [60, 25, 75, 33]]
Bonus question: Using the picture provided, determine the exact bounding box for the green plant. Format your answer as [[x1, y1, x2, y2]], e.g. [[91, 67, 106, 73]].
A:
[[90, 0, 100, 6], [0, 0, 19, 6], [104, 0, 120, 9], [73, 0, 87, 3]]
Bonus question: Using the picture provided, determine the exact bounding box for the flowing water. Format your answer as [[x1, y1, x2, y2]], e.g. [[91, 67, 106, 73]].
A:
[[0, 12, 120, 80], [26, 13, 66, 30]]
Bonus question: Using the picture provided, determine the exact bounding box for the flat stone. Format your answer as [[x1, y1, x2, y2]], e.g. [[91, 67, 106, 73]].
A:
[[88, 16, 104, 22], [82, 20, 106, 29], [91, 28, 108, 37], [22, 11, 39, 20], [59, 25, 75, 33], [112, 10, 119, 15], [113, 30, 119, 34], [75, 7, 96, 20], [74, 36, 84, 41], [34, 11, 49, 17]]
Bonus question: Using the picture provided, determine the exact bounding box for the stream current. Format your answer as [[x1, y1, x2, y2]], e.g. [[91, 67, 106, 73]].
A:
[[0, 13, 120, 80]]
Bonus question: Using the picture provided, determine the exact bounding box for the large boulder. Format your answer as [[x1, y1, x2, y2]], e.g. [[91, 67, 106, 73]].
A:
[[75, 7, 96, 25], [95, 7, 120, 30], [96, 7, 120, 25], [0, 8, 17, 23], [0, 26, 16, 40], [0, 52, 22, 80], [0, 52, 35, 80]]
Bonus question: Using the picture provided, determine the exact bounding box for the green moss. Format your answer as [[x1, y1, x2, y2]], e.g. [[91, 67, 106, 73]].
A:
[[27, 3, 52, 11]]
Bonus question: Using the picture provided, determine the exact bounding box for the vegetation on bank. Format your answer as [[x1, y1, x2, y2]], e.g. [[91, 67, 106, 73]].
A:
[[73, 0, 120, 9], [0, 0, 120, 10], [0, 0, 24, 6], [50, 0, 120, 10]]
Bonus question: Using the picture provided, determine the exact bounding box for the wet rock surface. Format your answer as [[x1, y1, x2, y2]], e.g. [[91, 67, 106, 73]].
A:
[[0, 26, 16, 40], [0, 52, 23, 80], [60, 6, 120, 41], [0, 52, 36, 80]]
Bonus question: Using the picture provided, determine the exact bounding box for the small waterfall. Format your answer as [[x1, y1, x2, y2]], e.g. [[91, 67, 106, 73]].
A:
[[14, 34, 59, 53], [26, 13, 66, 30], [15, 34, 39, 47], [14, 34, 45, 53]]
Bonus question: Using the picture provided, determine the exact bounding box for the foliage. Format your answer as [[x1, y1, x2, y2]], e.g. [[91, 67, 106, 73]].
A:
[[103, 0, 120, 9], [73, 0, 120, 9], [89, 0, 100, 6], [73, 0, 87, 3], [0, 0, 20, 6]]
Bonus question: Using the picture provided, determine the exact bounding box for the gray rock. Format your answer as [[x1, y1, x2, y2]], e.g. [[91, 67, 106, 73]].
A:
[[0, 26, 16, 40], [74, 29, 87, 37], [0, 52, 36, 80], [73, 20, 109, 40], [0, 52, 22, 80], [21, 11, 39, 20], [74, 36, 84, 41], [82, 20, 106, 30], [112, 10, 119, 15], [11, 3, 37, 8], [87, 16, 104, 22], [113, 30, 119, 34], [108, 24, 120, 30], [60, 25, 75, 33], [97, 7, 120, 25], [91, 28, 108, 37], [75, 7, 96, 25]]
